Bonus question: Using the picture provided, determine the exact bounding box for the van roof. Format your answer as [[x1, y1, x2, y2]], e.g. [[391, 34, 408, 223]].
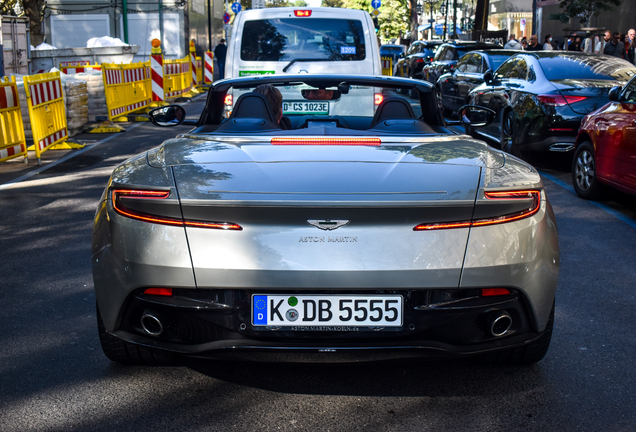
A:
[[236, 7, 369, 18]]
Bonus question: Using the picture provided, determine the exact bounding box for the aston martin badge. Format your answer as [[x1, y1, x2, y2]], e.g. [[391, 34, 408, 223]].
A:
[[307, 220, 350, 230]]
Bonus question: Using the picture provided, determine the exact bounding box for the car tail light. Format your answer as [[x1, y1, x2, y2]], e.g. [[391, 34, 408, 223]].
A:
[[112, 189, 242, 230], [413, 190, 541, 231], [144, 288, 173, 296], [224, 94, 233, 105], [414, 58, 425, 63], [294, 10, 312, 16], [271, 138, 381, 146], [549, 128, 574, 132], [375, 93, 384, 105], [481, 288, 511, 296], [538, 95, 587, 106]]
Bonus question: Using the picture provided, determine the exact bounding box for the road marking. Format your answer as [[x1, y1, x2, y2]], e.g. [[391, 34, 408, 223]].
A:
[[540, 170, 636, 230], [0, 123, 144, 192]]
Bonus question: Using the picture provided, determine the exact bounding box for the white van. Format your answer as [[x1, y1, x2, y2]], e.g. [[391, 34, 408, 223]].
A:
[[225, 7, 382, 117], [226, 7, 382, 78]]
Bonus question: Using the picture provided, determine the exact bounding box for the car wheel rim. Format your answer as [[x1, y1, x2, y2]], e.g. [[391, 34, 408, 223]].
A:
[[501, 113, 513, 151], [436, 88, 443, 112], [574, 149, 595, 191]]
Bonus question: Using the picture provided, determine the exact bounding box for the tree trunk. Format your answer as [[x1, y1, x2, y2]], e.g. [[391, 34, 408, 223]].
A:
[[22, 0, 43, 36], [410, 0, 418, 43]]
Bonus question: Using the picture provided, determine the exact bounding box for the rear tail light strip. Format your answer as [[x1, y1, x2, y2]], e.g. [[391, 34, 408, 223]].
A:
[[112, 189, 242, 230], [414, 190, 541, 231], [538, 95, 587, 106], [271, 138, 381, 146]]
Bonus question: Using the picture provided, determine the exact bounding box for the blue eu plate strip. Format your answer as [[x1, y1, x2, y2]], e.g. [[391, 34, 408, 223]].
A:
[[253, 295, 268, 325]]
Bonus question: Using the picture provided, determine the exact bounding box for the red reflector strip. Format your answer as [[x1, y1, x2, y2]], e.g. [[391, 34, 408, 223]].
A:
[[112, 189, 242, 230], [143, 288, 173, 296], [413, 190, 541, 231], [271, 138, 381, 146], [549, 128, 574, 132], [482, 288, 511, 296], [294, 9, 312, 16]]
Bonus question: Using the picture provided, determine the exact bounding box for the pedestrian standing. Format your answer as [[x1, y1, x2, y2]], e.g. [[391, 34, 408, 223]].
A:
[[214, 39, 227, 80], [599, 31, 611, 54], [603, 32, 626, 59], [504, 34, 523, 50], [568, 36, 582, 51], [526, 35, 543, 51], [624, 34, 635, 63], [543, 35, 554, 51]]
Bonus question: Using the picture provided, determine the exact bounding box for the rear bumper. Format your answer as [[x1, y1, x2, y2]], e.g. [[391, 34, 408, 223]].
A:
[[108, 288, 545, 359], [519, 134, 577, 153]]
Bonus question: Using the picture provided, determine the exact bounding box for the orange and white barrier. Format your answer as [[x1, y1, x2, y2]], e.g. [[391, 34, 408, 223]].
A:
[[60, 61, 102, 74], [190, 42, 198, 87], [102, 61, 152, 121], [204, 51, 214, 84]]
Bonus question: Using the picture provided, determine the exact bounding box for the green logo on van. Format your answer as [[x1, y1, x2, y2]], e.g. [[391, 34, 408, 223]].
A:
[[239, 71, 276, 77]]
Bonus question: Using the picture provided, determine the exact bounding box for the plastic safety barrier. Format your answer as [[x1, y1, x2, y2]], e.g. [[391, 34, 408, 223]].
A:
[[164, 57, 192, 99], [381, 56, 393, 76], [204, 51, 214, 84], [0, 76, 28, 164], [102, 61, 152, 121], [196, 57, 203, 86], [60, 61, 102, 74], [23, 71, 68, 163]]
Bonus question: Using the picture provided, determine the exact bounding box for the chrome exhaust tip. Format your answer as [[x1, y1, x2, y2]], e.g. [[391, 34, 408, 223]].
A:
[[140, 312, 163, 336], [489, 311, 513, 337]]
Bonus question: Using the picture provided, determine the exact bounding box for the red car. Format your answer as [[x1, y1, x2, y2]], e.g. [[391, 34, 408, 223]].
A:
[[573, 76, 636, 199]]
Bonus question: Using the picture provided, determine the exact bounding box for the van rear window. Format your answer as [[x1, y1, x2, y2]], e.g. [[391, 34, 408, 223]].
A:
[[240, 18, 366, 61]]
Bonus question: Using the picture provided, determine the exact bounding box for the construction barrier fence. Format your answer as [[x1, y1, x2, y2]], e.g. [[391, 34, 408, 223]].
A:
[[23, 72, 68, 162], [164, 57, 192, 98], [196, 57, 203, 86], [102, 61, 152, 121], [0, 76, 27, 163], [204, 51, 214, 84], [381, 56, 393, 76], [60, 61, 102, 74]]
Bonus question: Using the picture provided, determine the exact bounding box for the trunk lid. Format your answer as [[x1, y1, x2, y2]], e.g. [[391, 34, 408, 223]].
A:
[[550, 79, 626, 115]]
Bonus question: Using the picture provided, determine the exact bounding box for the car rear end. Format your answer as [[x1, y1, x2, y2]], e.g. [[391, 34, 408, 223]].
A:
[[529, 53, 636, 153], [93, 138, 559, 360]]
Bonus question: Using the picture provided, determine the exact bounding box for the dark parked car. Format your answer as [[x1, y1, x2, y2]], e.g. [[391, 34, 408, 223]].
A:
[[393, 40, 441, 80], [380, 44, 407, 66], [436, 50, 519, 116], [467, 52, 636, 158], [572, 75, 636, 199], [422, 41, 502, 86]]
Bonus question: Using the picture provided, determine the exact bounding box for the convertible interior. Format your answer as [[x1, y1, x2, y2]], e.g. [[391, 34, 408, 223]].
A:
[[191, 75, 452, 136]]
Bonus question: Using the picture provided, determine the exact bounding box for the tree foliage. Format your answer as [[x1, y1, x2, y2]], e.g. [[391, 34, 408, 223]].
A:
[[324, 0, 411, 42], [548, 0, 621, 24], [1, 0, 21, 15]]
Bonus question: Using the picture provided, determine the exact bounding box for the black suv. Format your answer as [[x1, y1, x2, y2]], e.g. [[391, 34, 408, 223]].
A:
[[422, 41, 502, 85], [393, 41, 442, 80]]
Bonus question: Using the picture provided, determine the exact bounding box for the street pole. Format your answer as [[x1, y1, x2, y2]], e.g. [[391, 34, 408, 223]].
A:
[[430, 3, 434, 40], [443, 0, 448, 39], [452, 0, 457, 38], [159, 0, 164, 51]]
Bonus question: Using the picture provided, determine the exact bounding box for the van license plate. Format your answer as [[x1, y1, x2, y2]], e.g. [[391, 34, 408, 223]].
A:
[[283, 101, 329, 115], [252, 295, 403, 327]]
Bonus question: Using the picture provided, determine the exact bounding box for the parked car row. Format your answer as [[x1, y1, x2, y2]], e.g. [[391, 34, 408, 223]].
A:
[[387, 39, 636, 201]]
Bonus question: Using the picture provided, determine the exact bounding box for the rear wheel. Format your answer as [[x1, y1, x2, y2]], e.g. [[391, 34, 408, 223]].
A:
[[475, 302, 554, 366], [97, 305, 176, 365], [501, 110, 524, 158], [572, 141, 605, 200], [435, 85, 452, 117]]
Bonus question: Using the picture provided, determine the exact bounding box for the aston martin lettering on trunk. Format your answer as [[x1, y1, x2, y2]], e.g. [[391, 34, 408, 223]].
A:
[[299, 236, 358, 242]]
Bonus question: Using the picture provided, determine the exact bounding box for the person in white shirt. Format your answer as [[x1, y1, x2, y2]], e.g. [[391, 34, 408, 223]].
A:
[[543, 35, 554, 50]]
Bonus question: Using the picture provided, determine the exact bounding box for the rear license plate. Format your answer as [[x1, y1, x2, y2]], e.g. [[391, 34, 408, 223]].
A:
[[252, 295, 403, 327], [282, 101, 329, 115]]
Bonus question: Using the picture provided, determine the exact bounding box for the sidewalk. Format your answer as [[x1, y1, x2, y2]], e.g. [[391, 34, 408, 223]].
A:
[[0, 94, 207, 189]]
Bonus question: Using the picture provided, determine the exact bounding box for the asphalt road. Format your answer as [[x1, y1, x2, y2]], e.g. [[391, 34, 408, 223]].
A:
[[1, 101, 635, 431]]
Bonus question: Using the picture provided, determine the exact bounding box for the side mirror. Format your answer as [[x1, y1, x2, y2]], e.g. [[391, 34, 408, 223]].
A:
[[483, 69, 494, 85], [457, 105, 496, 127], [608, 86, 622, 102], [148, 105, 188, 127]]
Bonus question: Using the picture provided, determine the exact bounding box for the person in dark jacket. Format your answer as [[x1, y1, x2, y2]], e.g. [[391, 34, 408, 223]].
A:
[[604, 32, 626, 59], [623, 34, 635, 63], [214, 39, 227, 80], [526, 35, 543, 51]]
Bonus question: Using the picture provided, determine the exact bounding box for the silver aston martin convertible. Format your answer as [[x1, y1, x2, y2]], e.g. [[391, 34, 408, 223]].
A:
[[92, 75, 559, 365]]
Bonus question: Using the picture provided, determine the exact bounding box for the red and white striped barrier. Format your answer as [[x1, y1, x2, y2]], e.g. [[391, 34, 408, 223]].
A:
[[204, 51, 214, 84], [151, 53, 164, 102], [0, 76, 28, 164], [191, 51, 198, 87], [28, 80, 62, 110], [0, 84, 18, 109], [37, 128, 67, 151]]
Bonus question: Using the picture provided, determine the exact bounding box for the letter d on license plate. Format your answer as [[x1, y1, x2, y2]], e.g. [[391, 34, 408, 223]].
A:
[[252, 295, 402, 327]]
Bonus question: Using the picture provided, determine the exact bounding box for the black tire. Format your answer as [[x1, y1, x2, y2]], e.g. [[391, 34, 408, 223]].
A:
[[475, 302, 554, 366], [97, 305, 176, 365], [501, 110, 524, 158], [572, 141, 605, 200]]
